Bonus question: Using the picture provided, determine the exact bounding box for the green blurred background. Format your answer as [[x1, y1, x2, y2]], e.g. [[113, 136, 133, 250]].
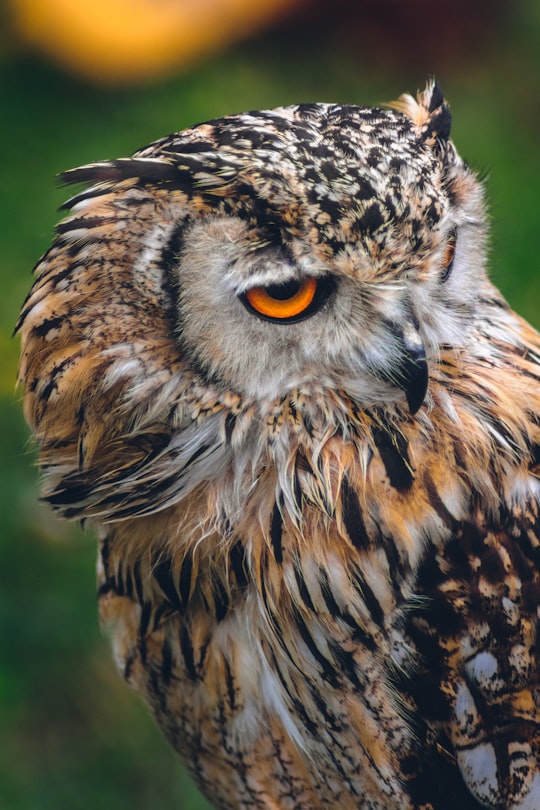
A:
[[2, 1, 540, 808]]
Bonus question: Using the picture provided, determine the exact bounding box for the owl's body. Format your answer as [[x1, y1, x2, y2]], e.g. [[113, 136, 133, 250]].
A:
[[17, 84, 540, 809]]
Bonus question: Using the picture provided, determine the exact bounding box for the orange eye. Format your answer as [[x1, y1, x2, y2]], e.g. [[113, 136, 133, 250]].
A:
[[441, 229, 457, 282], [243, 277, 323, 322]]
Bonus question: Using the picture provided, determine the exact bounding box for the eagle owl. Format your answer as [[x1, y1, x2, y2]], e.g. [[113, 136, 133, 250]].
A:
[[17, 82, 540, 809]]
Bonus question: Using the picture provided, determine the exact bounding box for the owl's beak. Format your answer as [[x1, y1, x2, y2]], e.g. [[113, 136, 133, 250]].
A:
[[396, 318, 428, 415], [376, 317, 428, 415]]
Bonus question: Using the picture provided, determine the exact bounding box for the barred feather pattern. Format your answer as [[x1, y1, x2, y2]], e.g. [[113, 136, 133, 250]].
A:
[[17, 83, 540, 809]]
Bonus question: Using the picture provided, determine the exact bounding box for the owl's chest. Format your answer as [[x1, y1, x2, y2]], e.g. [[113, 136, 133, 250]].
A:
[[98, 534, 418, 810]]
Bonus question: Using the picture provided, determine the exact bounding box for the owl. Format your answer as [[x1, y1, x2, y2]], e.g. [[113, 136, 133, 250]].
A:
[[17, 82, 540, 810]]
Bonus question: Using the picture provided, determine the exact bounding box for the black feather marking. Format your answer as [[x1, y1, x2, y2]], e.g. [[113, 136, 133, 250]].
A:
[[271, 499, 284, 564], [117, 564, 128, 598], [178, 554, 193, 607], [318, 566, 377, 649], [60, 184, 117, 210], [224, 413, 237, 444], [341, 476, 370, 549], [328, 641, 362, 690], [293, 557, 316, 611], [132, 560, 144, 604], [424, 474, 458, 532], [153, 556, 184, 613], [139, 601, 152, 638], [211, 576, 230, 622], [373, 425, 414, 492], [183, 442, 212, 470], [31, 315, 65, 339], [223, 658, 236, 712], [160, 221, 184, 284], [293, 608, 340, 686], [197, 636, 211, 673], [100, 536, 111, 579], [266, 644, 320, 736], [160, 637, 173, 685], [318, 566, 343, 619], [47, 478, 91, 506], [163, 140, 215, 154], [152, 602, 171, 632], [350, 563, 385, 628], [229, 541, 249, 589], [356, 203, 384, 234], [179, 624, 197, 681], [383, 530, 409, 588], [56, 215, 115, 234]]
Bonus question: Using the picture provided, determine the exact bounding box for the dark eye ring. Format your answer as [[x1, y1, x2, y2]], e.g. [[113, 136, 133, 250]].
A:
[[240, 276, 334, 323], [441, 229, 457, 282]]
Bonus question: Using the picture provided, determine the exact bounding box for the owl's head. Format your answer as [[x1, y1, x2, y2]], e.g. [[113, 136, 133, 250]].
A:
[[163, 82, 486, 413], [17, 82, 491, 520], [53, 82, 486, 412]]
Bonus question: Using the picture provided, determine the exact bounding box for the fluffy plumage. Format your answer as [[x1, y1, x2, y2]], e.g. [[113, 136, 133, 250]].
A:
[[17, 82, 540, 809]]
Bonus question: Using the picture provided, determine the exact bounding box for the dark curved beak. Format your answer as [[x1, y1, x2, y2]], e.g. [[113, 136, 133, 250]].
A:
[[378, 317, 429, 415], [399, 319, 429, 414]]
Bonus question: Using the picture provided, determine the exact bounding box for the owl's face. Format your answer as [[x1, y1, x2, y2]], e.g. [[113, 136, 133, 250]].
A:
[[135, 94, 487, 412]]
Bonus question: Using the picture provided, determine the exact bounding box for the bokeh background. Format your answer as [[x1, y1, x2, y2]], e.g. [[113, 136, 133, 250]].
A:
[[2, 1, 540, 808]]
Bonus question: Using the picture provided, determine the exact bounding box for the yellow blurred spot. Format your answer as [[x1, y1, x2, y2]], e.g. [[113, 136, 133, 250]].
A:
[[10, 0, 300, 84]]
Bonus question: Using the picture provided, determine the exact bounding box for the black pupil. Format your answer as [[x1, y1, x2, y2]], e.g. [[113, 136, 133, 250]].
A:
[[265, 279, 302, 300]]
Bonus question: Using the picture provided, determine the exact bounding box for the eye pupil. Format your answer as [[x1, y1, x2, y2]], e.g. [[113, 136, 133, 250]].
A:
[[265, 279, 302, 300], [241, 276, 332, 323]]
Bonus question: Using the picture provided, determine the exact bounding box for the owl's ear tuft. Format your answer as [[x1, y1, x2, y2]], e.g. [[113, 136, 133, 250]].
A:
[[422, 81, 452, 143], [427, 81, 445, 113], [389, 80, 451, 146]]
